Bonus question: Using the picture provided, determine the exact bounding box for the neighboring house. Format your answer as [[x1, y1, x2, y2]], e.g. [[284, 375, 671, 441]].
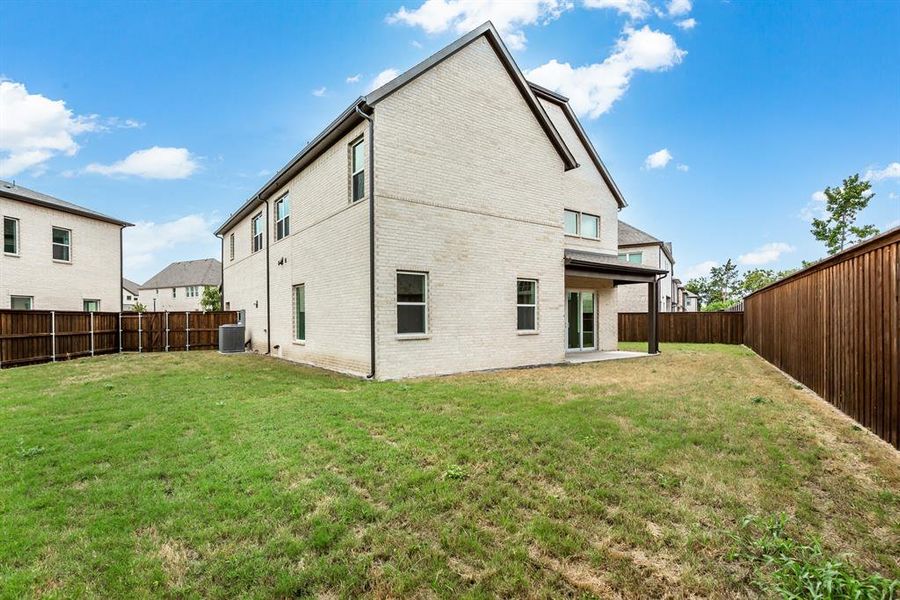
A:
[[616, 221, 679, 313], [216, 22, 665, 380], [684, 291, 700, 312], [122, 278, 140, 310], [139, 259, 222, 311], [672, 278, 685, 312], [1, 179, 131, 311]]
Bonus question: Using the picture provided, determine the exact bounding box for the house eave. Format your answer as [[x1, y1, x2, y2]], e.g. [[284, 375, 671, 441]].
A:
[[0, 189, 133, 227]]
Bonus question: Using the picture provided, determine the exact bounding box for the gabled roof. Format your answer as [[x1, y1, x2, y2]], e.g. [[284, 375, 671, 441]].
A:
[[528, 82, 627, 209], [122, 278, 140, 295], [215, 21, 580, 236], [140, 259, 222, 290], [618, 220, 675, 264], [0, 179, 132, 227]]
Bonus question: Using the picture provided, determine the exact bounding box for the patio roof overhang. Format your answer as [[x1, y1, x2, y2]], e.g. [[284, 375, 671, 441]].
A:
[[564, 249, 667, 285]]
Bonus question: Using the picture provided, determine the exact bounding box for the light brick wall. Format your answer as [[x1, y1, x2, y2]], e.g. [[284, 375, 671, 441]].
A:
[[0, 197, 121, 311], [616, 244, 675, 313], [138, 286, 210, 311]]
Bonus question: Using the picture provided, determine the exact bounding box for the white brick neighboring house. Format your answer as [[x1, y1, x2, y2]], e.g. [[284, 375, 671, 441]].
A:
[[616, 221, 681, 313], [122, 278, 140, 310], [1, 180, 131, 311], [684, 291, 701, 312], [216, 22, 665, 379], [139, 259, 222, 311]]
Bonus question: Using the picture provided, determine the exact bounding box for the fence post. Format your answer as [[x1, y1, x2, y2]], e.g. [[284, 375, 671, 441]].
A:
[[185, 311, 190, 351], [165, 311, 169, 352], [51, 311, 56, 362], [138, 312, 142, 353], [118, 313, 122, 353], [90, 312, 95, 357]]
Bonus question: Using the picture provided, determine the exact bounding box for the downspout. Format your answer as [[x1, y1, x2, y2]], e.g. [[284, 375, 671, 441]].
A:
[[119, 226, 125, 312], [355, 104, 376, 379], [265, 198, 272, 355], [217, 234, 224, 309]]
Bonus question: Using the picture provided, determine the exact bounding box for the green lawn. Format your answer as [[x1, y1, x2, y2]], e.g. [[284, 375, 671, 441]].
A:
[[2, 345, 898, 598]]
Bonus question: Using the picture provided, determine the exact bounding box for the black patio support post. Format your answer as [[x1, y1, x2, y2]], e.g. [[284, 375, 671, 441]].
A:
[[648, 280, 659, 354]]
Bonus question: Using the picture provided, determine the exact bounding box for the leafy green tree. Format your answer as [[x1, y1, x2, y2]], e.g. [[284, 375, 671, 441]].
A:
[[741, 269, 776, 294], [709, 259, 740, 303], [685, 276, 714, 306], [702, 299, 740, 312], [200, 286, 222, 312], [131, 301, 146, 313], [811, 174, 879, 255]]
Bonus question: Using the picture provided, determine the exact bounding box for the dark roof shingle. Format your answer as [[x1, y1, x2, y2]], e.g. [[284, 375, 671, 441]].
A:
[[0, 179, 131, 226], [140, 259, 222, 289]]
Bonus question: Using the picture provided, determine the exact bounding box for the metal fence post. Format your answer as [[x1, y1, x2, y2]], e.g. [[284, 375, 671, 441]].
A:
[[185, 311, 190, 351], [90, 312, 95, 357], [138, 312, 142, 353], [165, 311, 169, 352], [118, 312, 123, 353], [51, 311, 56, 362]]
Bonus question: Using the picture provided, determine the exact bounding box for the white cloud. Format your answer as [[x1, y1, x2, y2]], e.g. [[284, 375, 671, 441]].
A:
[[312, 86, 327, 97], [676, 163, 689, 171], [527, 25, 686, 118], [583, 0, 651, 20], [411, 40, 424, 48], [346, 74, 361, 83], [387, 0, 572, 50], [370, 68, 401, 92], [85, 146, 199, 179], [124, 214, 218, 282], [864, 162, 900, 181], [675, 17, 696, 30], [667, 0, 691, 16], [799, 190, 827, 222], [738, 242, 795, 266], [644, 148, 673, 169], [684, 260, 718, 279]]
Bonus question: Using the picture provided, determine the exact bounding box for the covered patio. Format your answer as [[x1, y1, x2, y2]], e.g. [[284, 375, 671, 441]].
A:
[[564, 249, 667, 355]]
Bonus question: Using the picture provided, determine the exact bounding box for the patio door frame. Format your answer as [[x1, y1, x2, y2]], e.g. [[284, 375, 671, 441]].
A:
[[565, 289, 597, 352]]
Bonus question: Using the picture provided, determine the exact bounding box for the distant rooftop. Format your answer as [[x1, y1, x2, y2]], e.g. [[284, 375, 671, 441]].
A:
[[0, 179, 132, 227], [141, 259, 222, 290], [619, 220, 675, 264], [122, 278, 140, 295]]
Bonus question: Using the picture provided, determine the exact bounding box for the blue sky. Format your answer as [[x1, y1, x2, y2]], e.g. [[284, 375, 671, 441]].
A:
[[1, 0, 898, 282]]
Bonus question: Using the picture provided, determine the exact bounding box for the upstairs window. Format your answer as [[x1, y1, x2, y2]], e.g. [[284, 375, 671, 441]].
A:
[[350, 138, 365, 202], [172, 288, 177, 298], [517, 279, 537, 331], [294, 284, 306, 341], [274, 195, 290, 240], [563, 210, 579, 235], [618, 252, 643, 264], [581, 213, 600, 239], [397, 271, 427, 335], [186, 286, 199, 298], [251, 212, 263, 252], [229, 233, 235, 261], [52, 227, 71, 261], [4, 217, 18, 254]]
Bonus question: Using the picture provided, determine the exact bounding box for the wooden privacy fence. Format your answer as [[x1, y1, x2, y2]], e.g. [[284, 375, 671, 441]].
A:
[[618, 312, 745, 344], [744, 228, 899, 449], [0, 310, 238, 368]]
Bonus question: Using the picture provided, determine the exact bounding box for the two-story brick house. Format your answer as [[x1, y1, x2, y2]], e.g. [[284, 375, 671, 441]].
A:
[[616, 220, 681, 313], [216, 22, 665, 379], [1, 180, 130, 311], [139, 258, 222, 311]]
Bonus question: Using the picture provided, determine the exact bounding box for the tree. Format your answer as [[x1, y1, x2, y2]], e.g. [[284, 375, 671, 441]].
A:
[[200, 286, 222, 312], [685, 276, 714, 306], [708, 259, 740, 303], [740, 269, 776, 294], [131, 301, 146, 313], [810, 174, 879, 255]]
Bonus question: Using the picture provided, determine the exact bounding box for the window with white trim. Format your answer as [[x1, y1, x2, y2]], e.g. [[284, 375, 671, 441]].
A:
[[172, 287, 177, 298], [294, 284, 305, 341], [274, 195, 290, 240], [564, 210, 579, 235], [618, 252, 643, 264], [52, 227, 71, 261], [229, 233, 235, 260], [251, 212, 263, 253], [10, 295, 32, 310], [186, 286, 199, 298], [4, 217, 18, 255], [397, 271, 427, 335], [83, 299, 100, 312], [350, 138, 365, 202], [517, 279, 537, 331], [581, 213, 600, 239]]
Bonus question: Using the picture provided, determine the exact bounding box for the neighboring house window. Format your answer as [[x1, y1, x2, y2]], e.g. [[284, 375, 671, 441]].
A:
[[294, 284, 306, 341], [4, 217, 18, 254], [274, 195, 290, 240], [350, 138, 365, 202], [516, 279, 537, 331], [397, 271, 427, 335], [581, 213, 600, 239], [83, 299, 100, 312], [251, 213, 263, 252], [10, 295, 32, 310], [229, 233, 235, 261], [52, 227, 71, 261], [172, 287, 177, 298], [126, 295, 132, 301], [186, 286, 199, 298], [563, 210, 579, 235], [618, 252, 643, 264]]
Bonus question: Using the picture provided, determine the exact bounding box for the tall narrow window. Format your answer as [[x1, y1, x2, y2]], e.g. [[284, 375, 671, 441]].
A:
[[274, 195, 290, 240], [4, 217, 18, 254], [294, 284, 306, 341], [397, 272, 427, 335], [581, 213, 600, 239], [172, 287, 177, 298], [517, 279, 537, 331], [563, 210, 579, 235], [52, 227, 70, 261], [83, 299, 100, 312], [350, 138, 365, 202], [229, 233, 235, 260], [251, 213, 263, 252], [10, 296, 32, 310]]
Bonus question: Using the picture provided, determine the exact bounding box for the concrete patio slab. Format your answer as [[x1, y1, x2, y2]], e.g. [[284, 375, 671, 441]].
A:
[[564, 350, 656, 364]]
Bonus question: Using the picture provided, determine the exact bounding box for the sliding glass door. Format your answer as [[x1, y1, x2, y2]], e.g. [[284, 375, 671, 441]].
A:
[[566, 291, 596, 351]]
